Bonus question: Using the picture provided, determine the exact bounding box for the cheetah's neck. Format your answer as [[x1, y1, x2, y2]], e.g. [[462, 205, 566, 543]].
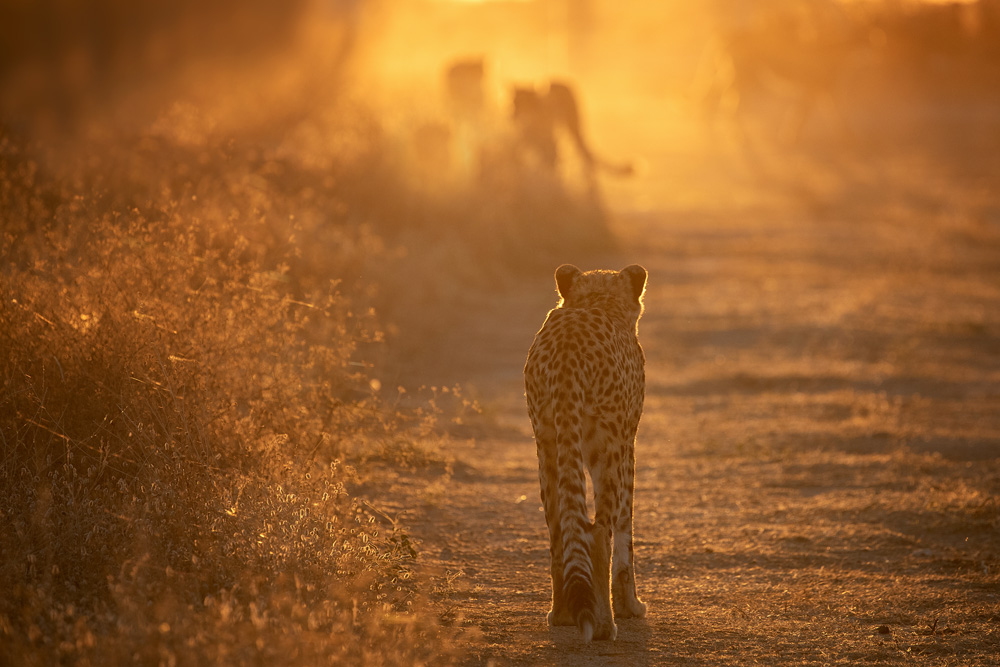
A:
[[563, 295, 639, 333]]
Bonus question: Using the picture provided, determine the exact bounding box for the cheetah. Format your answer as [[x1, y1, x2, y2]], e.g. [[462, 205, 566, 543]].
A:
[[524, 264, 648, 642], [512, 82, 634, 179]]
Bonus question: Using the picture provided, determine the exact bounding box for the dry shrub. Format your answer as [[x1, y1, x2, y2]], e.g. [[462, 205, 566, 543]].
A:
[[0, 123, 462, 664]]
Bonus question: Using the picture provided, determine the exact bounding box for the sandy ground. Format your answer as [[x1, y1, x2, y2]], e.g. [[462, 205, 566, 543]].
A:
[[379, 139, 1000, 665]]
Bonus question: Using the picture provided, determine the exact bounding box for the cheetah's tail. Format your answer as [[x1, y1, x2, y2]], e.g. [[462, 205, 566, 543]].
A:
[[564, 566, 596, 642], [555, 391, 598, 642]]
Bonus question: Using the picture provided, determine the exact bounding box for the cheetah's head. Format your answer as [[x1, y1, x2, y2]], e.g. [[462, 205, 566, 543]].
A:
[[554, 264, 647, 327]]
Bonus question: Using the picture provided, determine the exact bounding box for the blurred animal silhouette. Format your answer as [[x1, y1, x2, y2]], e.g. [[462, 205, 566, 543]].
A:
[[512, 81, 633, 180], [445, 58, 486, 124], [423, 58, 631, 188], [426, 57, 489, 180]]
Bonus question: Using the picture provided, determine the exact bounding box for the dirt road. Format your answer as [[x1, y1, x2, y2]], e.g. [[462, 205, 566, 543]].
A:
[[381, 151, 1000, 665]]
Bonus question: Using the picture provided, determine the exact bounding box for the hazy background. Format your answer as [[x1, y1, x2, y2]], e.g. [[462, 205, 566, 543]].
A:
[[5, 1, 999, 206]]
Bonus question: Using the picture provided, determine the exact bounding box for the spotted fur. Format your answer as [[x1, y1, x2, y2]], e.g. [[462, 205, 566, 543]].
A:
[[524, 264, 648, 642]]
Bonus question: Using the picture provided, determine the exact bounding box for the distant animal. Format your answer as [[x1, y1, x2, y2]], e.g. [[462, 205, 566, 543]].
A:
[[512, 82, 633, 179], [434, 57, 491, 179], [445, 58, 486, 123], [524, 264, 649, 642]]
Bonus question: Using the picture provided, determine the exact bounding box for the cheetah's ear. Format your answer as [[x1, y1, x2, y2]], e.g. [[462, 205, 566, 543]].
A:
[[620, 264, 647, 302], [555, 264, 582, 300]]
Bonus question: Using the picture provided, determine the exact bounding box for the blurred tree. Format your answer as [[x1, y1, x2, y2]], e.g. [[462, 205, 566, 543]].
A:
[[0, 0, 308, 137]]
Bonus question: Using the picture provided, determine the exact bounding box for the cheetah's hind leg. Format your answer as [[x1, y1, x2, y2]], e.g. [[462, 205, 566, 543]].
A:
[[611, 517, 647, 619], [588, 520, 617, 641]]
